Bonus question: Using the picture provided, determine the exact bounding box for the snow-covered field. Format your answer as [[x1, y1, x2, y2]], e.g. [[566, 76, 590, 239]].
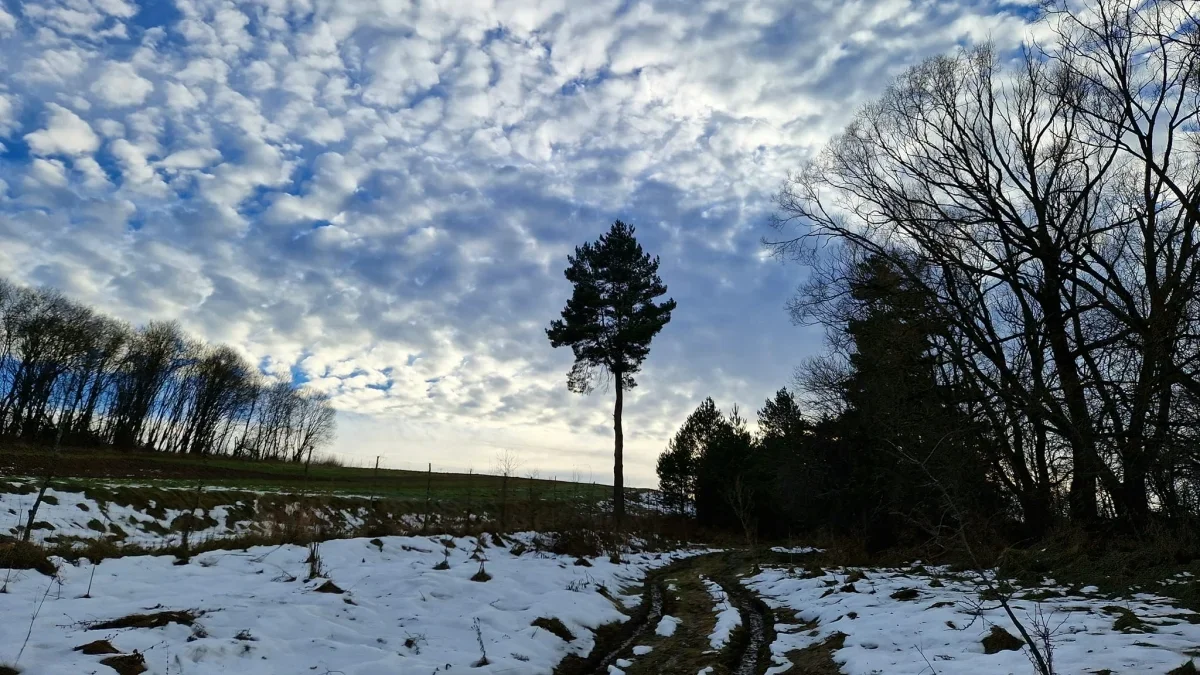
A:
[[1, 481, 666, 550], [0, 483, 422, 547], [748, 563, 1200, 674], [0, 533, 697, 674]]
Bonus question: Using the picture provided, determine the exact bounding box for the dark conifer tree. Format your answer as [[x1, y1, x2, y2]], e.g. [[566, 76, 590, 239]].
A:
[[657, 397, 721, 513], [547, 220, 676, 524], [839, 255, 1000, 547]]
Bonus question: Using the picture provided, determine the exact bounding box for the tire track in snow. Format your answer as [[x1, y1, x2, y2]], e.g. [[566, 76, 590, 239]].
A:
[[556, 552, 775, 675], [713, 571, 773, 675]]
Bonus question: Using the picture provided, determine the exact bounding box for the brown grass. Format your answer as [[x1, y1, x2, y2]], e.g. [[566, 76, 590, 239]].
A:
[[87, 610, 197, 630], [99, 652, 147, 675], [73, 639, 120, 655], [781, 633, 846, 675], [0, 541, 57, 576], [532, 617, 575, 642], [981, 625, 1024, 654], [313, 580, 343, 594]]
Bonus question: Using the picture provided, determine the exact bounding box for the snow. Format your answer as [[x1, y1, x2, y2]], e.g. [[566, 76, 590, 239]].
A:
[[770, 546, 823, 554], [0, 483, 426, 548], [0, 533, 700, 674], [632, 645, 653, 655], [746, 563, 1200, 675], [0, 485, 261, 547], [656, 614, 681, 637], [700, 575, 742, 649]]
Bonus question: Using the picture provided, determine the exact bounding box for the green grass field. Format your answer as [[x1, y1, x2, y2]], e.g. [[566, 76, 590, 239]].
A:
[[0, 443, 633, 504]]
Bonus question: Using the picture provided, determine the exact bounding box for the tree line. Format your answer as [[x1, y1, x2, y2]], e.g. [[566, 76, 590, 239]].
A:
[[660, 0, 1200, 544], [0, 278, 335, 461]]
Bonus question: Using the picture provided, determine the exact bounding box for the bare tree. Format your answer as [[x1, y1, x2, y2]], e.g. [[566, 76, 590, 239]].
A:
[[296, 392, 337, 471], [768, 0, 1200, 530], [0, 277, 338, 466], [493, 449, 520, 533]]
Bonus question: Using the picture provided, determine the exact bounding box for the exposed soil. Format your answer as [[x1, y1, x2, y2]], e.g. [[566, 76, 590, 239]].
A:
[[87, 609, 198, 630], [99, 652, 147, 675], [74, 640, 121, 655], [781, 633, 846, 675], [554, 552, 776, 675], [721, 567, 774, 675], [533, 617, 576, 642], [554, 572, 664, 675]]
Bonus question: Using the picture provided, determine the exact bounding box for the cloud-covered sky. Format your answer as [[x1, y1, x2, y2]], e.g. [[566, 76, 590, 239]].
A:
[[0, 0, 1039, 485]]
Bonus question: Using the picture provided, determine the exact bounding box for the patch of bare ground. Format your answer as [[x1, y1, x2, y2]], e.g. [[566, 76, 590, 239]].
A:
[[781, 633, 846, 675], [87, 609, 198, 630], [99, 651, 147, 675], [74, 640, 121, 655]]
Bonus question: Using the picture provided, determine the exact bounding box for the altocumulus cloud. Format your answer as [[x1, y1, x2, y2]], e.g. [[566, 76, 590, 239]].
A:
[[0, 0, 1038, 485]]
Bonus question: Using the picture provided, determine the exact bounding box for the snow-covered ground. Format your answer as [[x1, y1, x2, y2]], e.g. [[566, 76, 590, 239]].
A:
[[1, 481, 656, 549], [747, 563, 1200, 674], [0, 533, 697, 674], [701, 575, 741, 650], [769, 546, 823, 555], [0, 483, 424, 547]]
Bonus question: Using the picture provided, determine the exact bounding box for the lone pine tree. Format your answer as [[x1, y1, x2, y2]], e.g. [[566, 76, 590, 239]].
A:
[[547, 220, 676, 525]]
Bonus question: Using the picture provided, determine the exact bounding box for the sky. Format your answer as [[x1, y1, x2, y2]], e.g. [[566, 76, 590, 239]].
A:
[[0, 0, 1041, 486]]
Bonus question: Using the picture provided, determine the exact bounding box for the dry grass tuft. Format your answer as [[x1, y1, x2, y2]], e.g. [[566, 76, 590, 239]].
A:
[[781, 632, 846, 675], [981, 625, 1024, 654], [0, 541, 57, 576], [73, 640, 120, 655], [99, 651, 147, 675], [532, 617, 575, 642], [87, 610, 198, 630], [313, 580, 344, 594]]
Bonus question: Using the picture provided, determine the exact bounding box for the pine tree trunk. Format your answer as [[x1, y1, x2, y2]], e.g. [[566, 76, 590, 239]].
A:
[[613, 377, 625, 527]]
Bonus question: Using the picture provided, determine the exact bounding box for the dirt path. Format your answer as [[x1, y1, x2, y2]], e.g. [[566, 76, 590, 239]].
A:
[[723, 569, 772, 675], [554, 551, 775, 675]]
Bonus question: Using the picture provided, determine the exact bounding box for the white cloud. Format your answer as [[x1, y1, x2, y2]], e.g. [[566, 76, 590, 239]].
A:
[[93, 119, 126, 138], [74, 156, 113, 190], [22, 0, 136, 38], [110, 138, 167, 195], [164, 82, 205, 110], [91, 62, 155, 107], [0, 94, 17, 136], [160, 148, 222, 170], [26, 158, 68, 187], [23, 48, 92, 85], [25, 104, 100, 156], [0, 7, 16, 35]]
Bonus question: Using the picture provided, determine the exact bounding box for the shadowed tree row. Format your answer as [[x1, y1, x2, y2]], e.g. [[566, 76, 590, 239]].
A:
[[0, 278, 335, 462], [662, 0, 1200, 543]]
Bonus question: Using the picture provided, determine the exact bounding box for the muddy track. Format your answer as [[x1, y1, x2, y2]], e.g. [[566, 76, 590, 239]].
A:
[[717, 570, 774, 675], [553, 552, 774, 675], [552, 565, 670, 675]]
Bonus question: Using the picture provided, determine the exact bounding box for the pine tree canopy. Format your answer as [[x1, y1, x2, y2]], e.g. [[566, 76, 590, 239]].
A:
[[546, 220, 676, 393]]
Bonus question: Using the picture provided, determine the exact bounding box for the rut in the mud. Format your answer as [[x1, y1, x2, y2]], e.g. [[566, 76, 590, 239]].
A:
[[552, 566, 668, 675], [592, 583, 663, 672], [553, 552, 775, 675], [720, 574, 771, 675]]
